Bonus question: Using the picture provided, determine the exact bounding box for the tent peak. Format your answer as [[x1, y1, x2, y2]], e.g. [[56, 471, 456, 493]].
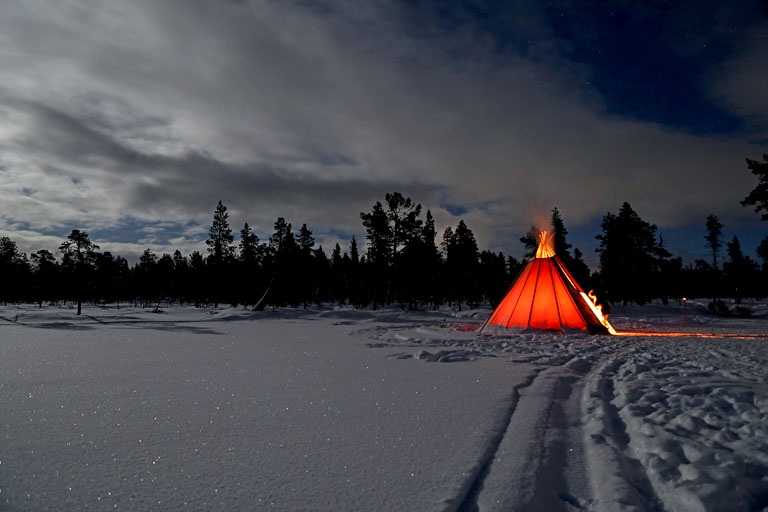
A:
[[535, 231, 556, 258], [480, 231, 614, 334]]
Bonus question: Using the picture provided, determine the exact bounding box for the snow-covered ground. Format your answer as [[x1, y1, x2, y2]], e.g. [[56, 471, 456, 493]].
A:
[[1, 300, 766, 511]]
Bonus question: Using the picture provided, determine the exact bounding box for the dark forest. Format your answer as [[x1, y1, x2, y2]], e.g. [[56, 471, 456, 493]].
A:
[[2, 190, 767, 315]]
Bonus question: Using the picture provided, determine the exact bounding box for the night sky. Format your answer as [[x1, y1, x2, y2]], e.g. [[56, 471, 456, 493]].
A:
[[1, 0, 766, 267]]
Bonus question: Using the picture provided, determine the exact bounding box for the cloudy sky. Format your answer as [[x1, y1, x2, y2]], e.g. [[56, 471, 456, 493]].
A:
[[1, 0, 766, 267]]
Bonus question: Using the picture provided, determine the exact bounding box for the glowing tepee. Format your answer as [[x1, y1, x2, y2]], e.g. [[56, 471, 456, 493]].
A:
[[480, 231, 615, 334]]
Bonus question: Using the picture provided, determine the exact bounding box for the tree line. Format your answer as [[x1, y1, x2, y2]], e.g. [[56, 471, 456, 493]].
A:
[[1, 154, 767, 313]]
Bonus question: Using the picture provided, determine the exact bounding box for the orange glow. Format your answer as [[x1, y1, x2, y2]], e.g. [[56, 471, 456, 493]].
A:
[[535, 231, 556, 258], [614, 331, 767, 340], [583, 290, 617, 335], [481, 230, 612, 335]]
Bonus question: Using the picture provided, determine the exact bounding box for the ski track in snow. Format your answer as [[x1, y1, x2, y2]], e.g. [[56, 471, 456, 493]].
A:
[[1, 301, 767, 511], [369, 300, 768, 511]]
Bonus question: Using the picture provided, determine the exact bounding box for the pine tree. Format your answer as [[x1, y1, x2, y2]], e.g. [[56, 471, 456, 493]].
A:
[[441, 227, 454, 256], [360, 201, 390, 267], [360, 200, 391, 307], [478, 250, 507, 306], [268, 217, 297, 306], [444, 220, 479, 307], [741, 154, 768, 221], [348, 236, 361, 306], [506, 255, 523, 280], [139, 248, 157, 269], [31, 249, 58, 307], [570, 247, 592, 289], [724, 236, 759, 301], [312, 245, 330, 305], [704, 214, 724, 270], [419, 210, 442, 306], [171, 250, 189, 304], [551, 207, 572, 261], [519, 226, 540, 260], [350, 236, 359, 266], [239, 223, 260, 264], [188, 250, 207, 306], [269, 217, 295, 255], [136, 248, 158, 307], [331, 243, 343, 267], [59, 230, 100, 315], [206, 200, 235, 267], [296, 224, 315, 258], [757, 235, 768, 295], [156, 253, 175, 307], [0, 236, 21, 262], [330, 243, 345, 304], [296, 224, 315, 307], [360, 193, 423, 305], [757, 236, 768, 270], [1, 236, 29, 305], [173, 249, 187, 269], [384, 192, 422, 263], [399, 209, 441, 308], [423, 211, 437, 249], [237, 223, 262, 306], [595, 203, 663, 305]]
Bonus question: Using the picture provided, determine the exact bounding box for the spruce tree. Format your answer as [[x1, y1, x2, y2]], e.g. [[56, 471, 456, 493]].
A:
[[444, 220, 479, 307], [399, 209, 440, 308], [238, 223, 261, 305], [419, 210, 442, 306], [506, 255, 522, 280], [361, 201, 391, 307], [239, 223, 260, 264], [741, 154, 768, 221], [172, 250, 189, 304], [31, 249, 58, 307], [595, 203, 662, 305], [551, 207, 572, 261], [441, 227, 454, 256], [269, 217, 294, 255], [331, 243, 343, 267], [478, 250, 507, 306], [519, 226, 540, 259], [206, 201, 235, 267], [348, 236, 361, 306], [0, 236, 28, 305], [724, 236, 759, 301], [188, 251, 207, 306], [296, 224, 315, 307], [570, 247, 592, 289], [297, 224, 315, 258], [312, 245, 330, 305], [268, 217, 297, 306], [360, 201, 390, 267], [137, 248, 158, 307], [757, 236, 768, 270], [156, 253, 175, 308], [757, 236, 768, 294], [704, 214, 724, 270], [350, 236, 359, 266]]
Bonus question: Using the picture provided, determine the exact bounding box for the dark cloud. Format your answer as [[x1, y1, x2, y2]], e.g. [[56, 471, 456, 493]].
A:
[[2, 93, 441, 233], [0, 0, 765, 265]]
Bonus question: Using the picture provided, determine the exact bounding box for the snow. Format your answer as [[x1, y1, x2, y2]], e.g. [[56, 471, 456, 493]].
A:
[[1, 301, 767, 511]]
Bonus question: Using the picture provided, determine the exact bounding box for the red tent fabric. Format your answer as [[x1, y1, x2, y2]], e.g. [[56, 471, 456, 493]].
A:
[[481, 231, 614, 334]]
